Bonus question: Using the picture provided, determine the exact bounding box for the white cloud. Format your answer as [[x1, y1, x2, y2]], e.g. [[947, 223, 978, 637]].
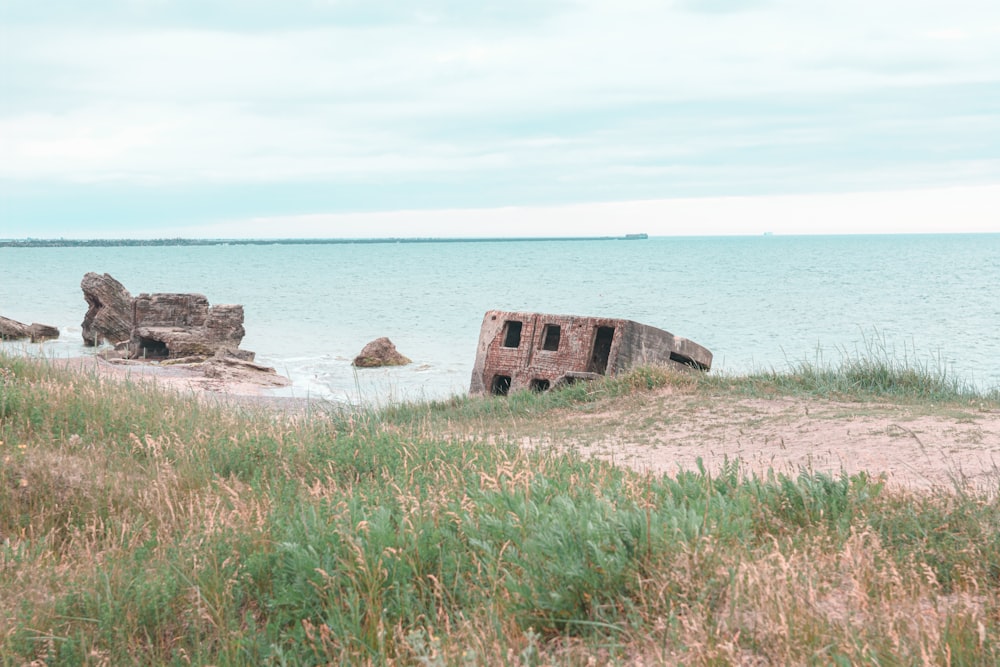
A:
[[9, 2, 1000, 107], [1, 0, 999, 234]]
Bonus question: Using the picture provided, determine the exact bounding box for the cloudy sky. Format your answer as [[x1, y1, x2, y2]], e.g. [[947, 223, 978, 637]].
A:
[[1, 0, 998, 238]]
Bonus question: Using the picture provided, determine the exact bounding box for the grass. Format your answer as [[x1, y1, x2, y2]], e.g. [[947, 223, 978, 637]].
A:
[[1, 351, 999, 665], [715, 334, 1000, 405]]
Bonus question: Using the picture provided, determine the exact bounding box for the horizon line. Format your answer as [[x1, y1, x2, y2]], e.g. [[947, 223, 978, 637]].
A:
[[4, 231, 1000, 248], [0, 234, 649, 247]]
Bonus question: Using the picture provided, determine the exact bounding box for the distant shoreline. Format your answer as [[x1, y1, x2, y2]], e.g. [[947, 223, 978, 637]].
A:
[[0, 234, 648, 248]]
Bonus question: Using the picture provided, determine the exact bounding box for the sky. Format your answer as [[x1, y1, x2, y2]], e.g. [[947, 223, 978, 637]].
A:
[[1, 0, 998, 239]]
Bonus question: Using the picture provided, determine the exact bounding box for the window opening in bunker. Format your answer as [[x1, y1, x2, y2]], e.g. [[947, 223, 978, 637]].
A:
[[588, 326, 615, 374], [530, 378, 551, 392], [540, 324, 561, 351], [670, 351, 708, 370], [491, 375, 512, 396], [138, 337, 169, 359], [502, 321, 523, 348]]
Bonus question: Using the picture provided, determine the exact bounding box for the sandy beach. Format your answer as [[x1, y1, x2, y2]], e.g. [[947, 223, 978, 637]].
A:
[[47, 355, 318, 413], [31, 356, 1000, 492]]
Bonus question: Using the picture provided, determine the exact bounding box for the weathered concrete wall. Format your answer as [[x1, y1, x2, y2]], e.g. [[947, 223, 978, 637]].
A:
[[131, 294, 246, 360], [470, 309, 712, 396], [133, 293, 210, 329], [611, 322, 711, 374], [81, 272, 133, 346]]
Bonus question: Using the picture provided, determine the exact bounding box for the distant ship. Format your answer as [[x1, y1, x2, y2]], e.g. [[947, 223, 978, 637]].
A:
[[624, 233, 648, 240]]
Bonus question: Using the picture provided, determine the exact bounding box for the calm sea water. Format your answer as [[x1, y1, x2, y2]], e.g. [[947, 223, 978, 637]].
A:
[[2, 235, 998, 401]]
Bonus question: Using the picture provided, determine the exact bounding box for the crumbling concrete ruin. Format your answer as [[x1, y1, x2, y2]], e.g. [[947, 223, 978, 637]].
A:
[[132, 293, 248, 360], [81, 272, 252, 361], [81, 272, 133, 347], [470, 310, 712, 396]]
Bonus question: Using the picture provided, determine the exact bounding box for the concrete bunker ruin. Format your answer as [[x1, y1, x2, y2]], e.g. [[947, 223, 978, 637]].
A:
[[80, 272, 252, 361], [130, 293, 249, 361], [470, 310, 712, 396], [135, 335, 170, 359]]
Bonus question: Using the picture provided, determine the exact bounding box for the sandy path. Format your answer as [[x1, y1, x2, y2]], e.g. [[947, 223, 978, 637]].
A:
[[525, 389, 1000, 492]]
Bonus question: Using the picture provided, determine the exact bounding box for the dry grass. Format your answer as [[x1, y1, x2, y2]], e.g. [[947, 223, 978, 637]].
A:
[[2, 353, 999, 665]]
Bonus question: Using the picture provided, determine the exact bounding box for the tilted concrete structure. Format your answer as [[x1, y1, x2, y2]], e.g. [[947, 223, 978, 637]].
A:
[[470, 310, 712, 396]]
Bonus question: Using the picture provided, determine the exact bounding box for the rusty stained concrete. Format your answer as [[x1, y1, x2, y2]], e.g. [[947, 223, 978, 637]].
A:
[[470, 310, 712, 396]]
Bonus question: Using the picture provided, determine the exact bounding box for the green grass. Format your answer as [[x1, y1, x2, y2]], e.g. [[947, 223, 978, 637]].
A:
[[1, 351, 999, 665], [363, 341, 999, 438], [706, 334, 1000, 404]]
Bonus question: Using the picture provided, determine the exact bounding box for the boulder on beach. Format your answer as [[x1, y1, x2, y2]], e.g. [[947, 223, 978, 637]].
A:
[[0, 316, 60, 342], [81, 272, 134, 347], [352, 337, 412, 368]]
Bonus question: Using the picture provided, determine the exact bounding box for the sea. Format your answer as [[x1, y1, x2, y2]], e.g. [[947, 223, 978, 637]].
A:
[[2, 234, 998, 403]]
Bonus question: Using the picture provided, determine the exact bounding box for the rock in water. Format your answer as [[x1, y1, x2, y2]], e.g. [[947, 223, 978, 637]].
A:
[[0, 316, 29, 340], [0, 316, 60, 342], [352, 337, 412, 368], [28, 323, 60, 341], [81, 272, 134, 347]]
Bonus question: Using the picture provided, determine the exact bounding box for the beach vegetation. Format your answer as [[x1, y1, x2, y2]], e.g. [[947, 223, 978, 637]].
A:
[[1, 351, 998, 665]]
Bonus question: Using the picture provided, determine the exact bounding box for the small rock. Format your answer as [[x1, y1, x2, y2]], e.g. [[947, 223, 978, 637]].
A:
[[352, 337, 411, 368]]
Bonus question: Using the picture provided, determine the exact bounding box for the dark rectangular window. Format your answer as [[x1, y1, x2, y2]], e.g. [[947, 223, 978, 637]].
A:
[[588, 326, 615, 374], [502, 320, 523, 348], [541, 324, 561, 351], [670, 351, 708, 371]]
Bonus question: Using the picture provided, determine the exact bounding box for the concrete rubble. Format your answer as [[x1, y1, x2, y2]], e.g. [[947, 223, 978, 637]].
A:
[[81, 272, 133, 347], [81, 272, 249, 361], [0, 316, 60, 343], [79, 272, 287, 388]]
